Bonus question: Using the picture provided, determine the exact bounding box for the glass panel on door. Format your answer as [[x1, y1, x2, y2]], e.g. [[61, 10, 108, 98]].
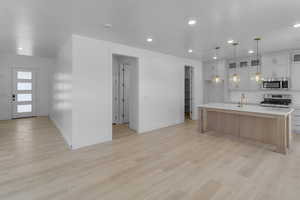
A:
[[17, 82, 32, 90], [17, 71, 32, 80], [17, 104, 32, 113], [17, 94, 32, 102]]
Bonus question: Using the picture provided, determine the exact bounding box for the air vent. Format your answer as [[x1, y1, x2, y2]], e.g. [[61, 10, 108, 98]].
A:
[[251, 59, 260, 66], [293, 53, 300, 63], [240, 61, 248, 67], [229, 63, 237, 69]]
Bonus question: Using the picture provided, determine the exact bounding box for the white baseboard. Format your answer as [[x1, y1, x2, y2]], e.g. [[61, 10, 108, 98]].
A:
[[71, 137, 112, 150], [49, 116, 72, 149]]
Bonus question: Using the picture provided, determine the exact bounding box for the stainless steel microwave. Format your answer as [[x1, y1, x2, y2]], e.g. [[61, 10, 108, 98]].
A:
[[262, 79, 289, 89]]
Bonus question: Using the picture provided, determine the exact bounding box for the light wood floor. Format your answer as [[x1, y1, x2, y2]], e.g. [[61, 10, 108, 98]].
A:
[[112, 124, 136, 140], [0, 117, 300, 200]]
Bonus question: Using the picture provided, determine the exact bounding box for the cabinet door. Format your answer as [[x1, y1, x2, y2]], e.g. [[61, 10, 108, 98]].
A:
[[248, 67, 261, 90], [204, 63, 214, 81], [217, 61, 226, 80], [261, 53, 290, 78], [291, 63, 300, 90], [238, 68, 249, 90], [228, 69, 240, 90]]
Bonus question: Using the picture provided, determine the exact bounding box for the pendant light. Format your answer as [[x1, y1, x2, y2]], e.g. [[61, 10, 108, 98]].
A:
[[254, 37, 261, 83], [232, 42, 239, 83], [213, 47, 221, 83]]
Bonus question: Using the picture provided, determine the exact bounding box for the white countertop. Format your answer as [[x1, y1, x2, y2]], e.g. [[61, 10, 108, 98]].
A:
[[198, 103, 294, 116]]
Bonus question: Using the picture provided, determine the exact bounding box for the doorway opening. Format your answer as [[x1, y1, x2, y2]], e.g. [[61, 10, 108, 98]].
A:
[[11, 68, 36, 119], [184, 65, 194, 121], [112, 54, 138, 140]]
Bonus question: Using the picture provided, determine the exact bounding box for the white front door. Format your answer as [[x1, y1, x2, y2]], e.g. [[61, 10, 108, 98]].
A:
[[11, 69, 36, 119]]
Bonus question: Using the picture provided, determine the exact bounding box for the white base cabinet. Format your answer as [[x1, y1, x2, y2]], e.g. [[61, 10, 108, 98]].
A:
[[292, 106, 300, 134]]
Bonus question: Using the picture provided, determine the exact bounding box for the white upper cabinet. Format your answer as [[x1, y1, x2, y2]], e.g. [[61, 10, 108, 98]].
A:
[[203, 60, 226, 81], [248, 67, 261, 90], [261, 53, 290, 79], [203, 62, 214, 81], [291, 51, 300, 90], [238, 67, 249, 90], [217, 60, 226, 80], [227, 59, 261, 91], [228, 67, 239, 90], [291, 63, 300, 90]]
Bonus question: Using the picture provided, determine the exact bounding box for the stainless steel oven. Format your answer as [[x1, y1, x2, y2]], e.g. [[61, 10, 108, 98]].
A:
[[260, 94, 292, 108]]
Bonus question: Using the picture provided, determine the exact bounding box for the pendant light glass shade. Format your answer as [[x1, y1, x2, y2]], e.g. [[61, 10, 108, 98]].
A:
[[215, 75, 220, 83], [254, 38, 262, 83], [212, 47, 221, 83], [232, 42, 240, 83], [255, 72, 261, 82], [232, 73, 239, 82]]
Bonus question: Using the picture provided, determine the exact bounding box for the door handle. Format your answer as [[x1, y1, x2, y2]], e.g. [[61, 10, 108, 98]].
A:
[[12, 94, 16, 102]]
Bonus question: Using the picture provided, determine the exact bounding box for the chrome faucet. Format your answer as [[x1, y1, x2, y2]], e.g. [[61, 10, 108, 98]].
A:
[[238, 93, 246, 107]]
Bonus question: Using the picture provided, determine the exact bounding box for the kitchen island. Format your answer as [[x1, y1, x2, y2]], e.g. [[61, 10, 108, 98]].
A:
[[198, 103, 294, 154]]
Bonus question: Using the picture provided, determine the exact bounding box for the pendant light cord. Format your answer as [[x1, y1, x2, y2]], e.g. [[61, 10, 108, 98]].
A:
[[215, 47, 220, 76], [254, 38, 261, 74], [233, 43, 238, 73], [256, 39, 259, 73]]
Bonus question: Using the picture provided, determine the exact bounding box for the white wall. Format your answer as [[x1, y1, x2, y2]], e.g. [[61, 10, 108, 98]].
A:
[[127, 57, 139, 131], [0, 54, 53, 120], [189, 61, 203, 120], [49, 39, 73, 146], [72, 36, 112, 149], [70, 35, 203, 149]]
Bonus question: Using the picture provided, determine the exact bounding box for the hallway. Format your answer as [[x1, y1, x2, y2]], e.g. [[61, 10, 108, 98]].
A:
[[113, 124, 136, 140]]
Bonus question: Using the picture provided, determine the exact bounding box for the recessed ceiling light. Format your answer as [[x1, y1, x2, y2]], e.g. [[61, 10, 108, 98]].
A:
[[248, 50, 254, 54], [147, 38, 153, 42], [188, 49, 193, 53], [18, 47, 23, 50], [104, 23, 112, 29], [227, 40, 234, 44], [293, 23, 300, 28], [188, 19, 197, 26], [213, 56, 217, 60]]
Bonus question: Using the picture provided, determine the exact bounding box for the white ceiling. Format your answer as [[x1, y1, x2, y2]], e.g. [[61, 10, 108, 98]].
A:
[[1, 0, 300, 61]]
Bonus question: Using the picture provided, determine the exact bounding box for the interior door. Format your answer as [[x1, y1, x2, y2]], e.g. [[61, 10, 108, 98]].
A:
[[189, 67, 193, 119], [12, 69, 36, 119], [119, 64, 130, 124]]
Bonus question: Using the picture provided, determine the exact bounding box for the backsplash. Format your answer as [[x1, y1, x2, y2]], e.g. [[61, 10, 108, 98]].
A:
[[228, 91, 300, 106]]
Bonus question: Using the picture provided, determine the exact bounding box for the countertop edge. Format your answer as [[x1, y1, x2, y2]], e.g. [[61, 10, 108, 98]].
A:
[[197, 104, 294, 116]]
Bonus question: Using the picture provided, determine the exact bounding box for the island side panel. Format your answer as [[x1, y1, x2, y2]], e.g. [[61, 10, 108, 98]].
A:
[[198, 107, 208, 133], [276, 116, 287, 154], [287, 114, 292, 148], [198, 107, 203, 133]]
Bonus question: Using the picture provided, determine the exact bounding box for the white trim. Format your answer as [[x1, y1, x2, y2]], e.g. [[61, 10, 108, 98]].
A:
[[49, 115, 72, 149]]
